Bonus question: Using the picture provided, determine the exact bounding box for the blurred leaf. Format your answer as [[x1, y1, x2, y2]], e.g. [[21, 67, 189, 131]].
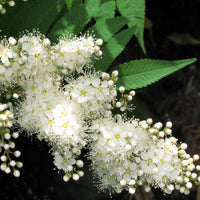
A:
[[88, 16, 128, 43], [144, 17, 153, 29], [48, 3, 90, 41], [116, 0, 146, 53], [168, 33, 200, 46], [94, 27, 135, 71], [85, 0, 101, 17], [65, 0, 74, 11], [0, 0, 65, 37], [113, 58, 197, 89]]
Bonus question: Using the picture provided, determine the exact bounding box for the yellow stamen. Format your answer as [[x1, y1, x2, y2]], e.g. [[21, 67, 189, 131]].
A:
[[63, 123, 68, 129]]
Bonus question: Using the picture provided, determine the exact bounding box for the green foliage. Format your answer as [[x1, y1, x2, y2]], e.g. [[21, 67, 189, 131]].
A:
[[0, 0, 65, 37], [0, 0, 196, 92], [95, 27, 135, 71], [113, 58, 197, 89], [88, 16, 128, 43], [65, 0, 74, 11], [48, 3, 90, 40], [0, 0, 147, 72], [84, 0, 115, 19], [94, 0, 115, 19], [49, 0, 145, 56], [116, 0, 146, 53]]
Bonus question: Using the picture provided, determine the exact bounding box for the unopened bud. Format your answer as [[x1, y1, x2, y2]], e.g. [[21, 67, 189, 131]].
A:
[[96, 38, 103, 46], [8, 37, 16, 45]]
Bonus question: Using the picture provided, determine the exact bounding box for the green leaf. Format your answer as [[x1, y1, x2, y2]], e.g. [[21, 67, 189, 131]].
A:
[[95, 0, 116, 19], [94, 27, 135, 72], [48, 4, 90, 41], [113, 58, 197, 89], [85, 0, 101, 18], [0, 0, 65, 37], [116, 0, 146, 53], [65, 0, 74, 11], [85, 0, 115, 19], [88, 16, 128, 43]]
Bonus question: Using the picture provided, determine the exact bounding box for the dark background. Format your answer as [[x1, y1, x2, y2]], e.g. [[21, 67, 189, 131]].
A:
[[1, 0, 200, 200]]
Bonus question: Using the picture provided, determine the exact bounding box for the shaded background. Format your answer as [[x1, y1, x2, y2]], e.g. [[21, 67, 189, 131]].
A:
[[1, 0, 200, 199]]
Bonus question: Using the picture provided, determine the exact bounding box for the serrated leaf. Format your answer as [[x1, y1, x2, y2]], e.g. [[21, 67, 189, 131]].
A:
[[88, 16, 128, 43], [85, 0, 101, 17], [94, 27, 135, 71], [85, 0, 115, 19], [113, 58, 196, 89], [0, 0, 65, 37], [48, 4, 90, 41], [95, 0, 116, 19], [116, 0, 146, 53]]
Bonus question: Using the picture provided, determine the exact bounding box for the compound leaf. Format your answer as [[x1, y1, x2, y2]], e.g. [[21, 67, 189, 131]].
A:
[[88, 16, 128, 43], [116, 0, 146, 53], [94, 27, 135, 71], [113, 58, 197, 89]]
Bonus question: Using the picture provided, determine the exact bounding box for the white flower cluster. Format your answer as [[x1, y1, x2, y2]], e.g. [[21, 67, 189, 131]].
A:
[[89, 117, 200, 195], [0, 103, 22, 177], [0, 0, 27, 14], [0, 31, 200, 196], [0, 31, 102, 86]]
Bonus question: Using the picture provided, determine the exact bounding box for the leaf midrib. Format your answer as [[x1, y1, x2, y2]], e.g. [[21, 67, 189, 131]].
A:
[[118, 65, 183, 78]]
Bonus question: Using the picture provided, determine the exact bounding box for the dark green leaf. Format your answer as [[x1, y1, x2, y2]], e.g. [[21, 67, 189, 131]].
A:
[[88, 16, 128, 43], [94, 27, 135, 71], [85, 0, 115, 19], [65, 0, 74, 11], [0, 0, 65, 37], [113, 58, 197, 89], [116, 0, 146, 53], [48, 4, 90, 41]]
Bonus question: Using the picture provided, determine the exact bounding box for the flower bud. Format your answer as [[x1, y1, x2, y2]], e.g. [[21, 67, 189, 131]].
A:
[[119, 86, 125, 93], [12, 132, 19, 139], [96, 39, 103, 46], [13, 93, 19, 99], [43, 38, 51, 46], [78, 170, 84, 177], [63, 175, 70, 182], [193, 154, 199, 161], [5, 167, 11, 174], [8, 37, 16, 45], [72, 173, 79, 181], [120, 179, 126, 186], [129, 187, 136, 194], [181, 143, 188, 150], [16, 162, 23, 168], [146, 118, 153, 125], [8, 1, 15, 7], [1, 155, 7, 162], [186, 182, 192, 189], [13, 169, 20, 177], [166, 121, 172, 128], [129, 90, 135, 97], [14, 151, 21, 157], [4, 133, 11, 140], [10, 160, 16, 167], [116, 102, 122, 108], [112, 70, 118, 77], [76, 160, 84, 168]]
